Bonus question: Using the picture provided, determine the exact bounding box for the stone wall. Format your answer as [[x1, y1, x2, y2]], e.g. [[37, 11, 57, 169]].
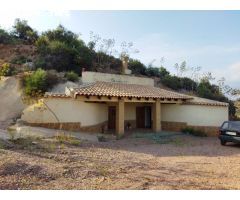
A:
[[161, 121, 219, 136], [25, 121, 108, 133], [25, 120, 219, 136], [82, 71, 154, 86], [161, 121, 187, 132]]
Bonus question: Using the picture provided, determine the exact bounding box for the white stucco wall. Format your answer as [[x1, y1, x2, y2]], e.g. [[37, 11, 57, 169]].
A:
[[161, 104, 228, 127], [22, 98, 229, 129], [21, 98, 108, 126], [82, 71, 154, 86], [124, 103, 136, 120]]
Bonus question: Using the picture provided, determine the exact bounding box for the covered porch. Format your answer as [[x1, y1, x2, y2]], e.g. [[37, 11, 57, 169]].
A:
[[107, 99, 162, 135], [71, 81, 192, 135], [75, 94, 185, 135]]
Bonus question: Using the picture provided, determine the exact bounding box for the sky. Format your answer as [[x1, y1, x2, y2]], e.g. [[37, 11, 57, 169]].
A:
[[0, 10, 240, 89]]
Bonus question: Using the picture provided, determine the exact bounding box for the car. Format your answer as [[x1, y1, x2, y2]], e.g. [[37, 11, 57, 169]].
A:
[[218, 121, 240, 146]]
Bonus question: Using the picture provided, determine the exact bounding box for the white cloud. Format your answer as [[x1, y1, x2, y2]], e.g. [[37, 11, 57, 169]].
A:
[[0, 10, 71, 32], [129, 33, 240, 89], [226, 63, 240, 82]]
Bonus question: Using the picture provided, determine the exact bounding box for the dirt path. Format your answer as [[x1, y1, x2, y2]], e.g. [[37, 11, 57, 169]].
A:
[[0, 134, 240, 189]]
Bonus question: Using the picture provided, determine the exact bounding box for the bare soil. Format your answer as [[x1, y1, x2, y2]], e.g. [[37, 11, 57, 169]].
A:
[[0, 134, 240, 190]]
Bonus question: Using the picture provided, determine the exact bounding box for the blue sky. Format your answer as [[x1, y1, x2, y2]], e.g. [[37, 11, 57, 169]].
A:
[[0, 10, 240, 89]]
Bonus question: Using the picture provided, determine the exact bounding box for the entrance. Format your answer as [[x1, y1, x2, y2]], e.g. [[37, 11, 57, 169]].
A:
[[136, 106, 152, 128], [108, 106, 116, 129]]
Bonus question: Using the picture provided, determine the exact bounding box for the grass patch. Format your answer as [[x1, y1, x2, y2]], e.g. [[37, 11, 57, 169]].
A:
[[170, 138, 186, 147], [54, 132, 81, 146], [97, 135, 108, 142], [7, 127, 17, 141]]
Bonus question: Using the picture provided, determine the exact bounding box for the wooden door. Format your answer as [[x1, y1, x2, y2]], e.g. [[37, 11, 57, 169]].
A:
[[136, 107, 145, 128], [108, 106, 116, 129], [145, 106, 152, 128]]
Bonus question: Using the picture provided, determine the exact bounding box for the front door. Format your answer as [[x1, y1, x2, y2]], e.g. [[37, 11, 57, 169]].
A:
[[136, 107, 146, 128], [108, 106, 116, 129], [145, 106, 152, 128], [136, 106, 152, 128]]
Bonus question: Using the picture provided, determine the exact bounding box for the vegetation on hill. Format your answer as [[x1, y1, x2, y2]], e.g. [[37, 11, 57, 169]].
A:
[[0, 18, 239, 118]]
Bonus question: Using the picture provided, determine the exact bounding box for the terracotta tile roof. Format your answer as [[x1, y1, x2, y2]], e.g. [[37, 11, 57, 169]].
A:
[[184, 96, 229, 107], [44, 93, 71, 98], [71, 81, 192, 100]]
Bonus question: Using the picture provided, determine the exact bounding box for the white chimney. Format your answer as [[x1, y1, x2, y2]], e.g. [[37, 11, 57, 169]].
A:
[[121, 55, 132, 75]]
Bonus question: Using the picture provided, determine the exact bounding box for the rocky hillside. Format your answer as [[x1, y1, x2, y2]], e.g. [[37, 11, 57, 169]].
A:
[[0, 76, 26, 129], [0, 44, 36, 69]]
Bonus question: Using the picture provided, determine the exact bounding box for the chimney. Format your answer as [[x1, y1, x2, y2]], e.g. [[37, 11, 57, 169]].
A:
[[121, 55, 132, 75]]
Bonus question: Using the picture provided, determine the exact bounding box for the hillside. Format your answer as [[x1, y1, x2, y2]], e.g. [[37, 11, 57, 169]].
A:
[[0, 19, 237, 120], [0, 76, 26, 129], [0, 44, 36, 66]]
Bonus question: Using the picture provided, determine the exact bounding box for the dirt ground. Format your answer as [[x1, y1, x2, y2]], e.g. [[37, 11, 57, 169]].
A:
[[0, 133, 240, 190]]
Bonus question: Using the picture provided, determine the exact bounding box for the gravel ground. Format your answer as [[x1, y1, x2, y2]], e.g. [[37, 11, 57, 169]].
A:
[[0, 134, 240, 190]]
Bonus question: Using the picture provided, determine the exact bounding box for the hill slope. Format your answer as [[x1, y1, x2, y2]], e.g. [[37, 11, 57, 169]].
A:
[[0, 76, 26, 129]]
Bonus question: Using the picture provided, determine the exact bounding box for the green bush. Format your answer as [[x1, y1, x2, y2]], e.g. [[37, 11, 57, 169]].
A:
[[35, 25, 93, 73], [97, 135, 107, 142], [181, 127, 207, 137], [128, 59, 146, 75], [46, 70, 59, 87], [34, 56, 46, 69], [65, 71, 79, 82], [24, 68, 47, 97], [0, 28, 14, 44], [0, 63, 16, 76], [12, 18, 38, 44], [161, 75, 181, 90], [23, 69, 60, 97], [11, 55, 31, 64]]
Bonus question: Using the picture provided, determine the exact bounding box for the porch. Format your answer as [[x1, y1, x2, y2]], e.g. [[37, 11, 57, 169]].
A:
[[106, 100, 162, 135]]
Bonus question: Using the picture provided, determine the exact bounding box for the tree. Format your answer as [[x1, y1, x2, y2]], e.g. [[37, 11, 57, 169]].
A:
[[119, 41, 139, 58], [174, 61, 188, 77], [12, 18, 38, 44], [159, 66, 170, 79], [201, 72, 215, 82], [180, 77, 197, 92], [197, 80, 213, 99], [145, 67, 160, 77], [0, 28, 13, 44], [35, 25, 93, 73], [161, 75, 181, 90], [128, 59, 146, 75]]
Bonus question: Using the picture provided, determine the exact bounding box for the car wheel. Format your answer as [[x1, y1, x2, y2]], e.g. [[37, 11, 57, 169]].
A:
[[220, 139, 227, 146]]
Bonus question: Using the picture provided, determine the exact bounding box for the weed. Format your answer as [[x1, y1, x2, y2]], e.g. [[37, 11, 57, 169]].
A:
[[47, 143, 56, 153], [181, 127, 207, 137], [116, 134, 124, 140], [55, 132, 71, 143], [97, 166, 109, 177], [7, 127, 17, 141], [55, 132, 81, 146], [97, 135, 107, 142], [69, 139, 81, 146], [0, 140, 5, 149], [171, 138, 186, 147]]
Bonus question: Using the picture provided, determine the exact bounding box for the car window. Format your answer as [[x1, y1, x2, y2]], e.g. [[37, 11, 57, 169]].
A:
[[222, 121, 240, 131], [221, 122, 229, 129], [230, 122, 240, 131]]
